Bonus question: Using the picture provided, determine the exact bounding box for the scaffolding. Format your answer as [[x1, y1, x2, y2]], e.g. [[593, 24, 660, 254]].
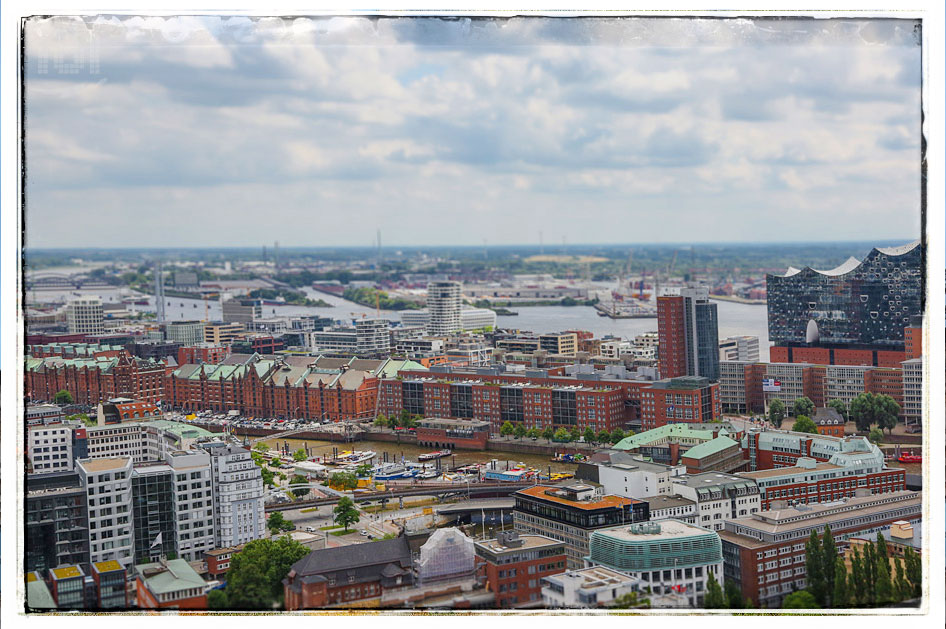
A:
[[416, 527, 475, 584]]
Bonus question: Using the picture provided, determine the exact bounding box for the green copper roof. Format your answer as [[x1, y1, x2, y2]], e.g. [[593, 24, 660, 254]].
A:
[[146, 420, 214, 439], [613, 423, 717, 450], [682, 436, 738, 460], [136, 559, 206, 595], [27, 574, 57, 609]]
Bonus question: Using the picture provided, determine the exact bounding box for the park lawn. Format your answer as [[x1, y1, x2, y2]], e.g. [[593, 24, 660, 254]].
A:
[[319, 524, 343, 531], [328, 528, 358, 536]]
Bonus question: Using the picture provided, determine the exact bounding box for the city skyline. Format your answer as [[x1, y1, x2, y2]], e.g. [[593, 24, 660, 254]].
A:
[[24, 16, 922, 248]]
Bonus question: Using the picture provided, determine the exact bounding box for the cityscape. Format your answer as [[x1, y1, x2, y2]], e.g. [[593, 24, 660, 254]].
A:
[[18, 15, 927, 616]]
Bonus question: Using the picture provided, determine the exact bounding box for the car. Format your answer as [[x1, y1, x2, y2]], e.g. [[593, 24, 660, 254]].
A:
[[305, 526, 316, 533], [359, 530, 369, 537]]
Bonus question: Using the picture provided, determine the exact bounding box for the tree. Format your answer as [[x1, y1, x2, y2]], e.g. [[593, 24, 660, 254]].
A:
[[254, 443, 270, 453], [553, 427, 571, 442], [793, 415, 818, 434], [328, 471, 357, 491], [874, 546, 894, 605], [903, 547, 921, 599], [610, 591, 650, 609], [374, 414, 388, 428], [333, 496, 360, 532], [849, 545, 866, 606], [768, 399, 785, 429], [703, 571, 726, 608], [827, 399, 848, 421], [500, 421, 514, 439], [583, 427, 596, 443], [893, 556, 909, 603], [597, 429, 611, 444], [290, 474, 311, 498], [821, 525, 837, 607], [541, 426, 555, 441], [862, 540, 877, 605], [875, 395, 900, 435], [513, 424, 527, 440], [868, 428, 884, 444], [292, 449, 307, 462], [725, 579, 746, 609], [225, 536, 310, 609], [569, 425, 581, 442], [833, 557, 849, 608], [527, 428, 540, 440], [782, 590, 820, 609], [805, 530, 825, 605], [260, 466, 275, 487], [54, 390, 74, 405], [610, 428, 625, 444], [355, 463, 373, 478], [793, 396, 815, 418], [207, 589, 229, 610], [849, 392, 877, 432], [267, 512, 293, 534]]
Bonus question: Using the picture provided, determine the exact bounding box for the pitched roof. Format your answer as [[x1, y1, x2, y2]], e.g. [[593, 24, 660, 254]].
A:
[[289, 536, 411, 577], [682, 436, 739, 460]]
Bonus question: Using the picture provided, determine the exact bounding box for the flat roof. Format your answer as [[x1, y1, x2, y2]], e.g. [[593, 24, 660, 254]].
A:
[[672, 472, 750, 488], [50, 565, 83, 580], [94, 560, 124, 574], [544, 565, 637, 588], [594, 519, 716, 542], [475, 534, 563, 555], [516, 485, 642, 510], [78, 457, 131, 473], [643, 494, 696, 509], [739, 462, 839, 479]]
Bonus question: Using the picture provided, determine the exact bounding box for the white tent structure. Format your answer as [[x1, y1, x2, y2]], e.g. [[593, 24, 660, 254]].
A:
[[416, 527, 475, 584]]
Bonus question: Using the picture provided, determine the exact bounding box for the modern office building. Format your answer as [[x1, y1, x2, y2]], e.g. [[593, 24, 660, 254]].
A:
[[67, 297, 105, 335], [26, 472, 91, 572], [578, 451, 683, 499], [28, 421, 86, 473], [355, 317, 393, 356], [513, 483, 649, 569], [200, 442, 266, 548], [166, 449, 216, 562], [671, 473, 761, 532], [719, 490, 921, 608], [221, 298, 263, 325], [901, 357, 922, 432], [203, 321, 245, 345], [718, 336, 760, 362], [657, 287, 719, 381], [164, 320, 205, 346], [131, 463, 178, 563], [426, 281, 462, 336], [585, 520, 724, 608], [639, 376, 721, 431], [76, 457, 135, 567], [539, 332, 579, 357], [541, 566, 641, 609], [766, 241, 922, 360], [474, 531, 567, 609]]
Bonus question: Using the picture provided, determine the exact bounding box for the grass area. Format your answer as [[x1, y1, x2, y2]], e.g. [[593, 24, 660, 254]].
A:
[[319, 524, 342, 531], [328, 528, 356, 537]]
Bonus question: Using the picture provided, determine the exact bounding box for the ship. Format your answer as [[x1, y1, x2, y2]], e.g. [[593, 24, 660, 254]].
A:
[[327, 450, 376, 465], [418, 449, 452, 461], [371, 462, 418, 481], [897, 453, 921, 464]]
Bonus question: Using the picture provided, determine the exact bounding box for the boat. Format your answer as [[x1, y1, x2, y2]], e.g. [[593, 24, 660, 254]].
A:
[[550, 453, 586, 463], [483, 467, 538, 482], [549, 472, 575, 481], [418, 449, 452, 461], [897, 453, 921, 464], [327, 450, 376, 465], [406, 462, 440, 479], [371, 463, 418, 481]]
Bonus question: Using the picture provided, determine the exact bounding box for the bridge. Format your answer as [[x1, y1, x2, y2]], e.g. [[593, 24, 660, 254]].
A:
[[264, 481, 537, 512]]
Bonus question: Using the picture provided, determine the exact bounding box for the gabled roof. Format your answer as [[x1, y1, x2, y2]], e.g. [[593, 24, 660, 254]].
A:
[[289, 536, 411, 578]]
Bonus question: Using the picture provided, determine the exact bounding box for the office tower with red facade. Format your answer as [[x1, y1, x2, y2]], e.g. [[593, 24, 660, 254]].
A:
[[658, 287, 719, 382]]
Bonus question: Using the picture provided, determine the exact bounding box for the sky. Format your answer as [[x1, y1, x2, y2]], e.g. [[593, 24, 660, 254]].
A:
[[23, 16, 923, 249]]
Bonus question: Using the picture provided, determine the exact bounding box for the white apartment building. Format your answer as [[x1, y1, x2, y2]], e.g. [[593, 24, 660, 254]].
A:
[[77, 457, 135, 567], [901, 358, 922, 432], [67, 297, 105, 335], [599, 340, 633, 359], [718, 336, 760, 362], [634, 332, 660, 349], [354, 318, 392, 355], [167, 450, 216, 562], [671, 472, 761, 532], [201, 443, 266, 548], [541, 566, 640, 608], [593, 456, 684, 500], [86, 423, 177, 464], [426, 281, 462, 336], [399, 308, 496, 333], [28, 422, 78, 473], [643, 494, 698, 524]]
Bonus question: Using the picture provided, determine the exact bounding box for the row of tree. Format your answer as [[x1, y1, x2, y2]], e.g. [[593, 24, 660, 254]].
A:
[[785, 526, 921, 609], [374, 412, 420, 429], [767, 393, 900, 434], [499, 421, 630, 445]]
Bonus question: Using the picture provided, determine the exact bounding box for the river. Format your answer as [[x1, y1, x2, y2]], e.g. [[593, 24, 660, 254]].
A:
[[27, 283, 770, 360]]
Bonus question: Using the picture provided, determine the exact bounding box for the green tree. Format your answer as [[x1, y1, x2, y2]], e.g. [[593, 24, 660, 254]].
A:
[[514, 424, 527, 440], [527, 428, 541, 440], [596, 429, 611, 444], [703, 571, 726, 608], [610, 591, 650, 609], [849, 392, 877, 432], [768, 399, 785, 429], [553, 427, 570, 442], [862, 540, 877, 605], [868, 428, 884, 444], [292, 449, 307, 462], [290, 474, 311, 498], [805, 530, 825, 605], [875, 549, 894, 604], [782, 590, 820, 609], [355, 463, 373, 478], [875, 395, 900, 435], [267, 511, 294, 534], [827, 399, 848, 421], [893, 556, 909, 603], [903, 547, 921, 599], [793, 415, 818, 434], [500, 421, 515, 439], [569, 425, 581, 442], [54, 390, 73, 405], [725, 579, 746, 609], [329, 471, 358, 491], [583, 427, 596, 443], [541, 426, 555, 441], [225, 536, 310, 609], [610, 428, 625, 444], [833, 556, 849, 608], [207, 589, 229, 610], [374, 414, 388, 428], [333, 496, 361, 532], [254, 443, 270, 453], [822, 525, 837, 606], [399, 409, 412, 427], [793, 396, 815, 418], [849, 545, 866, 606], [260, 466, 275, 487]]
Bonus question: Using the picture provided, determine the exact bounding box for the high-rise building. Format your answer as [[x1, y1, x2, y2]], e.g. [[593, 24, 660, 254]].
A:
[[426, 281, 462, 336], [76, 457, 135, 567], [131, 463, 178, 563], [66, 297, 105, 335], [203, 321, 245, 345], [766, 241, 922, 354], [901, 357, 922, 432], [200, 442, 266, 548], [657, 287, 719, 381], [26, 472, 91, 572], [354, 317, 392, 356]]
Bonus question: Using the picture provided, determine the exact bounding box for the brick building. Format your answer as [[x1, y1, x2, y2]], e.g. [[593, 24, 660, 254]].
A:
[[474, 532, 567, 609], [177, 343, 229, 366], [415, 418, 490, 450], [135, 558, 210, 609], [25, 351, 167, 405]]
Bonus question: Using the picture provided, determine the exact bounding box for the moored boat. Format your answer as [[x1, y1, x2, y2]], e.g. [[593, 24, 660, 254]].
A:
[[418, 449, 452, 461], [327, 450, 376, 465]]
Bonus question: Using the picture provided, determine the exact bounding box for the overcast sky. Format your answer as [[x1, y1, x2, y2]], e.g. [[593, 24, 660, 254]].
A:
[[24, 16, 922, 249]]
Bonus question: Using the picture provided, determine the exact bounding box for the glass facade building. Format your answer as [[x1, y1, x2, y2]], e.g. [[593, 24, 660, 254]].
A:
[[26, 472, 90, 572], [766, 241, 922, 348], [131, 466, 177, 563]]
